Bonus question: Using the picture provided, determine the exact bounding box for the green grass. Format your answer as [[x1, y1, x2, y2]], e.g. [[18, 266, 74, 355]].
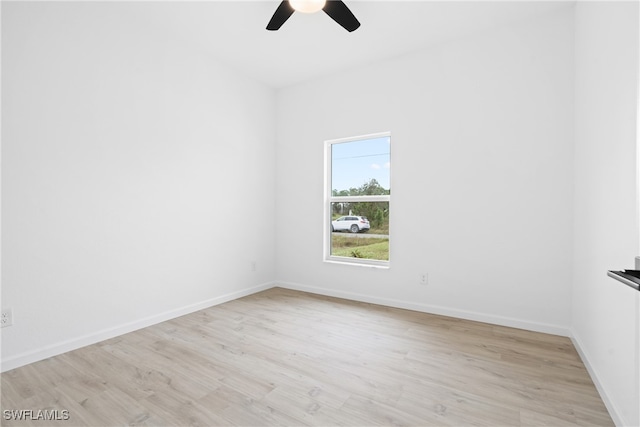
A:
[[368, 225, 389, 235], [331, 235, 389, 261]]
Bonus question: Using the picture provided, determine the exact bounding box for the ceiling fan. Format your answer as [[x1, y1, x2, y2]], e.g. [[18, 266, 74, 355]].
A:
[[267, 0, 361, 32]]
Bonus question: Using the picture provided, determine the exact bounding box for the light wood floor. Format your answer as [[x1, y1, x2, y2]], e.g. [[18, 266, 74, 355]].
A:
[[1, 287, 613, 426]]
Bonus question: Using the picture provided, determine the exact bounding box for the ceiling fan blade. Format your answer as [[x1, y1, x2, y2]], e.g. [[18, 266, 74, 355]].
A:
[[267, 1, 295, 31], [322, 0, 360, 32]]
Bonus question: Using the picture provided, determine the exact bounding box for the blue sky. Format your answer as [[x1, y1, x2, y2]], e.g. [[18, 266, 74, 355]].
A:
[[331, 136, 390, 191]]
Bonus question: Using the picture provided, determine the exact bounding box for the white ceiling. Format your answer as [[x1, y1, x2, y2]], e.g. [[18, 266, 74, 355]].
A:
[[117, 1, 573, 88]]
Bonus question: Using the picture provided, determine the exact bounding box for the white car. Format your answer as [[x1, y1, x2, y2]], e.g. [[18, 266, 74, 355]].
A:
[[331, 216, 370, 233]]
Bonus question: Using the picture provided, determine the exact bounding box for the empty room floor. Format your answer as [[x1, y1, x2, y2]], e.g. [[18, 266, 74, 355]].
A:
[[1, 287, 613, 426]]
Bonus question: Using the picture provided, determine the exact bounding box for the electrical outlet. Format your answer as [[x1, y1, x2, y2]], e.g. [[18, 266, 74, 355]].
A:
[[251, 261, 257, 272], [419, 273, 428, 285], [1, 308, 13, 328]]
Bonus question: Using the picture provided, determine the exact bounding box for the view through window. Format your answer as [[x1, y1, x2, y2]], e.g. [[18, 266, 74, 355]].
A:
[[325, 133, 390, 265]]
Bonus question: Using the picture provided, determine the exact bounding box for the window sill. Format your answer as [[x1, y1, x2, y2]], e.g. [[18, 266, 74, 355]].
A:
[[324, 257, 390, 269]]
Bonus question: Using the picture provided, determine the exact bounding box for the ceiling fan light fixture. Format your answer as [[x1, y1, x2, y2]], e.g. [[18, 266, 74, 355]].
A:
[[267, 0, 360, 32], [289, 0, 326, 14]]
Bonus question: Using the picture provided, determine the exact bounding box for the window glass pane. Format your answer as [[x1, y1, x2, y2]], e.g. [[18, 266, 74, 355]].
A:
[[331, 136, 390, 196], [330, 202, 389, 261]]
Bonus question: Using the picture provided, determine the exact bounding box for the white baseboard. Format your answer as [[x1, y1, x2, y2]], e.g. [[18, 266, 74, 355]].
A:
[[1, 282, 276, 373], [1, 279, 570, 369], [275, 281, 570, 337], [4, 279, 626, 424], [570, 331, 627, 427]]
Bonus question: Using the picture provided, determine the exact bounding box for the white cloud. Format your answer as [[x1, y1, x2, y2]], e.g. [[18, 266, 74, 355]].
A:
[[371, 163, 381, 169], [384, 162, 390, 169]]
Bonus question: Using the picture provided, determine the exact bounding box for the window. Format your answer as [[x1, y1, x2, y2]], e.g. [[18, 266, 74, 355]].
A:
[[324, 132, 390, 266]]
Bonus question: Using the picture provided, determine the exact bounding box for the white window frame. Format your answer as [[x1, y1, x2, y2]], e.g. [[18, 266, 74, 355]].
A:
[[323, 132, 391, 267]]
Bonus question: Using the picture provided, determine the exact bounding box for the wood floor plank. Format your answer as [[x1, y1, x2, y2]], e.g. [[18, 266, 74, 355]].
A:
[[1, 287, 614, 426]]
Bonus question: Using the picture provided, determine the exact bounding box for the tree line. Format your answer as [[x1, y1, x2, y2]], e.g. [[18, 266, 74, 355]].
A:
[[332, 179, 389, 229]]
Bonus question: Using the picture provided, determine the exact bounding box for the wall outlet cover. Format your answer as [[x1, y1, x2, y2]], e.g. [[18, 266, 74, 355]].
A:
[[1, 309, 13, 328]]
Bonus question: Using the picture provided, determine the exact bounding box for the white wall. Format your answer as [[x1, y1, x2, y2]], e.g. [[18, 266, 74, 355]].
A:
[[572, 2, 640, 426], [276, 7, 575, 334], [1, 2, 276, 370]]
